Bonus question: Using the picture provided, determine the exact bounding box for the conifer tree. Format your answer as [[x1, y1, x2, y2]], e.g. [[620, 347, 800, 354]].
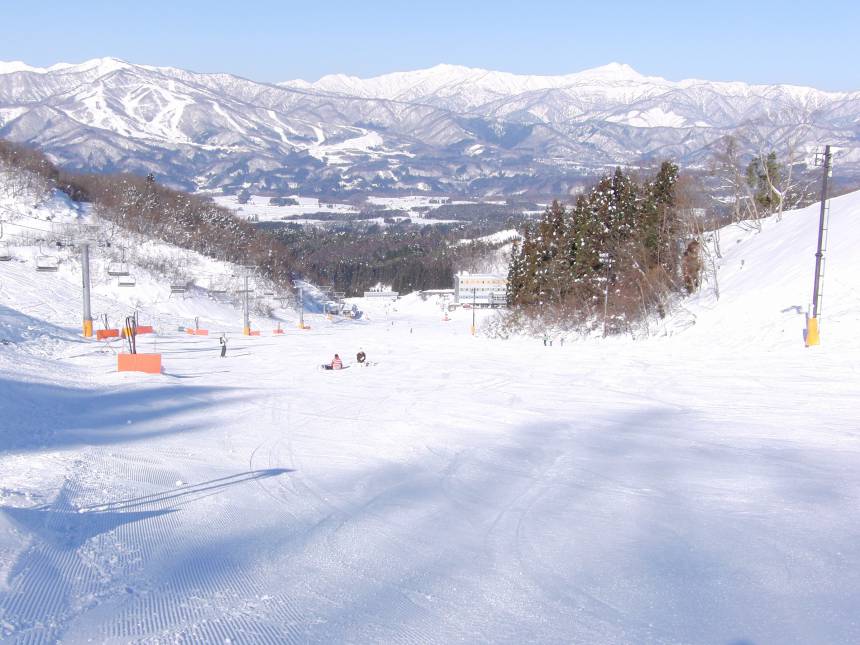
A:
[[641, 161, 679, 271], [506, 240, 524, 305]]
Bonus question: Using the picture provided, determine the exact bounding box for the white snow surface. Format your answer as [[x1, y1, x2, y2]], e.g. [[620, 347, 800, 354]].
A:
[[455, 228, 521, 246], [213, 193, 359, 222], [1, 187, 860, 642]]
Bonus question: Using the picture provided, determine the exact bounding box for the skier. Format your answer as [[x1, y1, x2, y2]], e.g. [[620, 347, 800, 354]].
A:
[[356, 349, 366, 365], [219, 334, 227, 357]]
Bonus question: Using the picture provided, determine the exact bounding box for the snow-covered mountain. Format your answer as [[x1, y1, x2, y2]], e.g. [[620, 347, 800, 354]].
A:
[[1, 57, 858, 196], [284, 62, 658, 109]]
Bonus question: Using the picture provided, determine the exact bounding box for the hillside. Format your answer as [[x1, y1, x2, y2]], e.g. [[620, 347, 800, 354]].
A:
[[1, 184, 859, 642], [676, 189, 860, 349], [0, 178, 296, 347]]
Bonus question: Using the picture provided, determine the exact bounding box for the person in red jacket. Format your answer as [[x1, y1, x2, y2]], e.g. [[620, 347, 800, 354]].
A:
[[322, 353, 344, 370]]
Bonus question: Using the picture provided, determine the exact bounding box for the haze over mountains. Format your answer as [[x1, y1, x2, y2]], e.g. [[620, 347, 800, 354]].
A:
[[1, 57, 858, 197]]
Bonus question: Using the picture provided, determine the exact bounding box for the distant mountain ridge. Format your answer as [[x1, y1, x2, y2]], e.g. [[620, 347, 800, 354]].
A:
[[1, 57, 858, 196]]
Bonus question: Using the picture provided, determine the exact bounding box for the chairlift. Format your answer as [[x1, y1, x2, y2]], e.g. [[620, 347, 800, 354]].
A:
[[107, 262, 130, 277], [0, 242, 11, 261], [35, 255, 59, 272], [208, 277, 228, 294], [169, 283, 187, 296], [118, 274, 136, 288]]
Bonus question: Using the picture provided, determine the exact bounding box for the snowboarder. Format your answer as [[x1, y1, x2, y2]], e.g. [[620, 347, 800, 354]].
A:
[[323, 354, 343, 370], [219, 334, 227, 357], [543, 335, 548, 346], [356, 349, 366, 365]]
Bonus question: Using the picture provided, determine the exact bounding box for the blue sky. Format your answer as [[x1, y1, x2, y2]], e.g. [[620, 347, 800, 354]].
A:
[[2, 0, 858, 90]]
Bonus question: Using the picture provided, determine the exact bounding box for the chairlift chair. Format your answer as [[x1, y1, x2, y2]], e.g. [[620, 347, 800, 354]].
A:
[[208, 277, 228, 294], [169, 283, 188, 296], [35, 255, 59, 272], [107, 262, 130, 277], [118, 274, 136, 288]]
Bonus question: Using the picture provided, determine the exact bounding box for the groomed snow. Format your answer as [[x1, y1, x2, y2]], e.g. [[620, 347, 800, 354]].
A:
[[1, 188, 859, 642]]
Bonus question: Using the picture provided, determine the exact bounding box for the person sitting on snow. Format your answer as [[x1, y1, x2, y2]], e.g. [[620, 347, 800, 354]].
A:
[[330, 354, 343, 370], [356, 349, 366, 364]]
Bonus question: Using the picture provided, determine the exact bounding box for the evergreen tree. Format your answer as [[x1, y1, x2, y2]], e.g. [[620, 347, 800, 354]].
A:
[[506, 240, 523, 305], [532, 200, 567, 303], [641, 161, 679, 270]]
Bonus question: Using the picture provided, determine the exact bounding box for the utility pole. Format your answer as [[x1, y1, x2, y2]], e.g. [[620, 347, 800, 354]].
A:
[[242, 272, 251, 335], [807, 145, 831, 346], [299, 286, 305, 329], [81, 242, 93, 337], [470, 288, 476, 336], [291, 279, 306, 329]]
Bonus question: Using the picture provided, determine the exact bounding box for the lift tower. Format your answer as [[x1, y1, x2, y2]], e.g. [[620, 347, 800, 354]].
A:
[[807, 145, 831, 346]]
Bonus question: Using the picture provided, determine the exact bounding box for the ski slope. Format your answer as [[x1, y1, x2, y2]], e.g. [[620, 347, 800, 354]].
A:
[[1, 191, 860, 643]]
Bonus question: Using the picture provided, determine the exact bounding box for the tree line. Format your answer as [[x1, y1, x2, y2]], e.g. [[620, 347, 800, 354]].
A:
[[266, 222, 510, 296], [506, 162, 701, 334]]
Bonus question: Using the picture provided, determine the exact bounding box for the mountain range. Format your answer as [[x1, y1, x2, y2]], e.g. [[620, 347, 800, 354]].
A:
[[1, 58, 858, 197]]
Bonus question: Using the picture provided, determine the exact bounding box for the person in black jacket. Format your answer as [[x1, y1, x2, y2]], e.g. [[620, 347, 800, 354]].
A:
[[356, 349, 366, 365]]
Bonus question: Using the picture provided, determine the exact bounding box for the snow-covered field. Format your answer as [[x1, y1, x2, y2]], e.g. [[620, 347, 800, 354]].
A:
[[212, 194, 359, 222], [212, 193, 469, 226], [1, 190, 860, 643]]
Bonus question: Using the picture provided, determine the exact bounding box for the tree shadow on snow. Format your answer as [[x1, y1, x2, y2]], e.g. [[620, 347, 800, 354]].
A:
[[0, 302, 81, 345], [0, 377, 245, 453]]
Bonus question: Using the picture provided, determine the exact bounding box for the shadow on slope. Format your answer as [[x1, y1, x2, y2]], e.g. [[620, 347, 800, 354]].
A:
[[0, 302, 80, 346], [0, 377, 244, 453]]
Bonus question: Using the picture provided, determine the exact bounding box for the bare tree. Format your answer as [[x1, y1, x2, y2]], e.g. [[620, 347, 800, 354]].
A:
[[711, 135, 761, 229]]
